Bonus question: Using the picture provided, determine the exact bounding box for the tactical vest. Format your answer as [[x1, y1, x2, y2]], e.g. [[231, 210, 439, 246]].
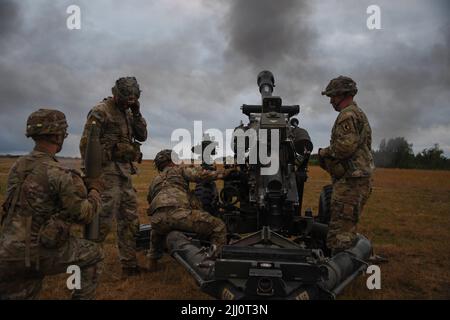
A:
[[0, 153, 54, 267], [92, 98, 141, 164]]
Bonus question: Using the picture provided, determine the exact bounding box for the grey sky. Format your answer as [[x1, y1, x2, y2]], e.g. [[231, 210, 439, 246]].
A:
[[0, 0, 448, 158]]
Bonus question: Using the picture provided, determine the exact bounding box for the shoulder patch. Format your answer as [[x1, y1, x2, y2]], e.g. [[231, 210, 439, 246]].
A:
[[337, 110, 356, 124], [340, 120, 353, 133]]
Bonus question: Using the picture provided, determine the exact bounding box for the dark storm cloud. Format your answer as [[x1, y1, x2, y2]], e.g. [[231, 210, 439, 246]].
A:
[[220, 0, 326, 103], [0, 0, 21, 38], [359, 31, 450, 137], [319, 0, 450, 150], [0, 1, 108, 156], [0, 0, 261, 158], [0, 0, 449, 157], [221, 0, 450, 153]]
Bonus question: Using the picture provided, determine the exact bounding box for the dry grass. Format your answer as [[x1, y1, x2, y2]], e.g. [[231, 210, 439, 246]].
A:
[[0, 158, 449, 299]]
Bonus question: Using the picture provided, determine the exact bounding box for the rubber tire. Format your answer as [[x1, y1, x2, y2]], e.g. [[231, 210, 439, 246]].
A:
[[317, 184, 333, 225]]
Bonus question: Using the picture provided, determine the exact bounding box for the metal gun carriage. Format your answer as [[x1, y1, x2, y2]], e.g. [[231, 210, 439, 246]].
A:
[[137, 71, 373, 300]]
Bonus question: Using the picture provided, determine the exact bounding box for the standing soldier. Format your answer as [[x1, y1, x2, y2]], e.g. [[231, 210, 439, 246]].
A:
[[318, 76, 375, 255], [0, 109, 103, 299], [80, 77, 147, 277], [147, 150, 228, 272]]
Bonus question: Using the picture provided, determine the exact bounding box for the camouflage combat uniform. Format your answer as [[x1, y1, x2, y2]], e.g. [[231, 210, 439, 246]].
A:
[[320, 101, 374, 252], [147, 165, 227, 260], [0, 142, 103, 298], [80, 96, 147, 269]]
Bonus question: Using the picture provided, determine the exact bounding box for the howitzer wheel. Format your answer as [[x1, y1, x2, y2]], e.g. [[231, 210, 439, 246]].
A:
[[317, 184, 333, 225]]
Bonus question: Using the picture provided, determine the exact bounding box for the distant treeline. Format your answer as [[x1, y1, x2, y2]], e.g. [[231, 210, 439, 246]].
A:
[[309, 137, 450, 170], [373, 137, 450, 170]]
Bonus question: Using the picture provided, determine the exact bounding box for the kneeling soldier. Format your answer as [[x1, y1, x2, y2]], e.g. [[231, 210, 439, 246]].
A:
[[0, 109, 103, 299]]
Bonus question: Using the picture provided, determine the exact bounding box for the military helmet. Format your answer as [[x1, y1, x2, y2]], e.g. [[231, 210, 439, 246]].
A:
[[321, 76, 358, 97], [26, 109, 68, 138], [112, 77, 141, 100], [154, 149, 176, 171]]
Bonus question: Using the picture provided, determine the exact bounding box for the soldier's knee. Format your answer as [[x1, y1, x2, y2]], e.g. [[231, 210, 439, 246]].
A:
[[212, 218, 226, 234], [77, 239, 104, 266]]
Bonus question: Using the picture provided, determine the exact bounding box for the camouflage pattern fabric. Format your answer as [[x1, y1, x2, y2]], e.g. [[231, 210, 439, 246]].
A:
[[0, 237, 103, 300], [148, 207, 227, 260], [147, 165, 227, 215], [320, 101, 374, 179], [97, 173, 139, 268], [147, 165, 227, 260], [80, 97, 147, 167], [326, 177, 372, 252], [79, 97, 147, 269], [26, 109, 68, 138], [321, 76, 358, 97], [0, 150, 103, 299], [112, 77, 141, 102], [320, 101, 375, 252]]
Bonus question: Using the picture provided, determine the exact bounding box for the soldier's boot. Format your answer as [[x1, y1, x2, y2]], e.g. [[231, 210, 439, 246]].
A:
[[147, 259, 158, 273], [121, 266, 141, 278]]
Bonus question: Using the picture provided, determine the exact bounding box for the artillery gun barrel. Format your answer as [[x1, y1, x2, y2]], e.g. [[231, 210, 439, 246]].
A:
[[257, 70, 275, 98]]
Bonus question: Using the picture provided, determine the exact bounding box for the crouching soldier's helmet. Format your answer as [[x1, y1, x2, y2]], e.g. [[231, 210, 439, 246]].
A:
[[154, 149, 176, 172]]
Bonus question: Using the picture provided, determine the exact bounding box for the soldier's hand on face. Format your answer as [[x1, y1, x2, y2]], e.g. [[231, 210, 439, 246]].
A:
[[129, 99, 140, 115]]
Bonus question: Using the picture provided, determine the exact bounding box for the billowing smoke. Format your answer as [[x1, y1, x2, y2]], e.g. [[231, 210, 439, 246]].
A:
[[224, 0, 314, 69], [0, 0, 449, 157]]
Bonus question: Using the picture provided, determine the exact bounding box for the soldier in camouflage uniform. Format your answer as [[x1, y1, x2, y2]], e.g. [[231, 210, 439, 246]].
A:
[[147, 150, 228, 272], [0, 109, 103, 299], [318, 76, 375, 254], [80, 77, 147, 276]]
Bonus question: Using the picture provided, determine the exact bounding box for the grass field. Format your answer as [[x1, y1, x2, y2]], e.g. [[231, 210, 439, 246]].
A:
[[0, 157, 449, 300]]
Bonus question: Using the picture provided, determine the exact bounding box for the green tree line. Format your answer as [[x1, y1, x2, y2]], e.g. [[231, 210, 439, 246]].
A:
[[309, 137, 450, 170], [373, 137, 450, 170]]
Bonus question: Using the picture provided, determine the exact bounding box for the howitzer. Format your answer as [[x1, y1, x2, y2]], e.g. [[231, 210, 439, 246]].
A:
[[138, 71, 374, 300], [83, 121, 102, 241], [223, 70, 314, 233]]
